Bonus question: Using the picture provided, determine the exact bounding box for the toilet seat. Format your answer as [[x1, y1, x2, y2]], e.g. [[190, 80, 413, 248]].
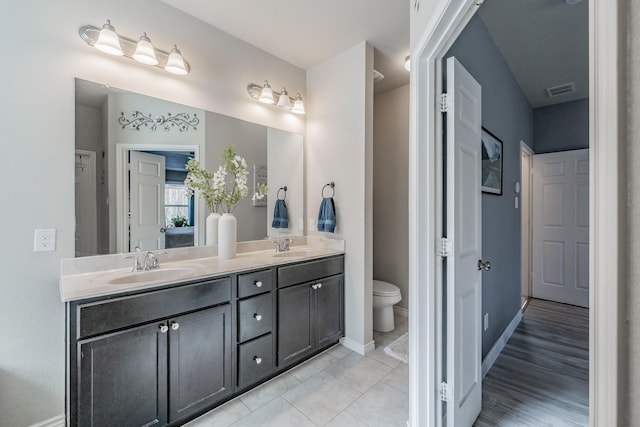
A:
[[373, 280, 400, 297]]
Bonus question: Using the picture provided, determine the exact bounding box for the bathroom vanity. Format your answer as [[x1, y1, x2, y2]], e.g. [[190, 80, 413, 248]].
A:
[[61, 241, 344, 426]]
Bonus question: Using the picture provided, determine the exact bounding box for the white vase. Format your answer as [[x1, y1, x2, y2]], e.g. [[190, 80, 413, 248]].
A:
[[205, 212, 220, 245], [218, 213, 237, 259]]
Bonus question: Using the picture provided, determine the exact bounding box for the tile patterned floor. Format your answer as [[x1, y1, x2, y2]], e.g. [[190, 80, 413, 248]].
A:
[[186, 314, 409, 427]]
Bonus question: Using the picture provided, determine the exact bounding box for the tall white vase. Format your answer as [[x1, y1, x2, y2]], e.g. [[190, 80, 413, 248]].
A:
[[218, 213, 237, 259], [205, 212, 220, 245]]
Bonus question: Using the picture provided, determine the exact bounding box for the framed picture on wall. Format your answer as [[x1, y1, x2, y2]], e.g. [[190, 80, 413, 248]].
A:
[[481, 127, 503, 195]]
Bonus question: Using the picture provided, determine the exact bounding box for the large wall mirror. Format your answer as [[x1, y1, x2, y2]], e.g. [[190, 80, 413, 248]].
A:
[[75, 78, 304, 257]]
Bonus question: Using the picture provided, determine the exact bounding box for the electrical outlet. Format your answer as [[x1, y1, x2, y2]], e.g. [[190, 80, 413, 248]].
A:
[[484, 313, 489, 331], [34, 229, 56, 252]]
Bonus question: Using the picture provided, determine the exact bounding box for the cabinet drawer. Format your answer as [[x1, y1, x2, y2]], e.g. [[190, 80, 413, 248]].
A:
[[77, 278, 231, 339], [278, 256, 344, 288], [238, 269, 272, 299], [238, 293, 272, 342], [238, 334, 273, 388]]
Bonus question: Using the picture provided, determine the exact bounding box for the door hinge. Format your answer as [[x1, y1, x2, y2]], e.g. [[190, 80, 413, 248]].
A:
[[440, 381, 452, 402], [438, 237, 453, 257], [440, 93, 449, 113]]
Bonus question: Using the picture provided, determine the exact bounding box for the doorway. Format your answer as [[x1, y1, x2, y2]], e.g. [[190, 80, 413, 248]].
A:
[[408, 0, 625, 426]]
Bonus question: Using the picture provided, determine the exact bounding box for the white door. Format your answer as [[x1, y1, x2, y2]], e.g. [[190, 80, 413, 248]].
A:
[[532, 149, 589, 307], [445, 57, 483, 427], [75, 150, 97, 257], [129, 151, 166, 251], [521, 144, 534, 301]]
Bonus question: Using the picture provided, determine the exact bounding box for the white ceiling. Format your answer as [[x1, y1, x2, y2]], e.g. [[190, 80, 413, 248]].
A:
[[159, 0, 587, 106], [159, 0, 411, 94], [477, 0, 588, 108]]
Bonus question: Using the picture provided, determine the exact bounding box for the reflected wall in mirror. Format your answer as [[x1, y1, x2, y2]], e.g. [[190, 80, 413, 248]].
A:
[[75, 78, 304, 257]]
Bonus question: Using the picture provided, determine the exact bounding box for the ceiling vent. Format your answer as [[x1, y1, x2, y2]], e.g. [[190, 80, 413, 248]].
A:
[[546, 82, 575, 98], [373, 69, 385, 83]]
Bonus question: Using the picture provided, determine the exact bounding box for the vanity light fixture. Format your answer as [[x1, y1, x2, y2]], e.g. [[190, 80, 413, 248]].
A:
[[247, 81, 306, 115], [132, 33, 158, 65], [79, 20, 190, 75], [404, 55, 411, 72]]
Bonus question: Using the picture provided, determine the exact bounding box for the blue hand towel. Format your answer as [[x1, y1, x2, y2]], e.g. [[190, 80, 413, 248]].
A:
[[317, 197, 336, 233], [272, 199, 289, 228]]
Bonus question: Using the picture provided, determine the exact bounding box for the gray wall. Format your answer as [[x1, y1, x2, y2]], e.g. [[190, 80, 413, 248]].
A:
[[373, 84, 409, 309], [533, 98, 589, 153], [446, 15, 534, 358], [627, 0, 640, 423]]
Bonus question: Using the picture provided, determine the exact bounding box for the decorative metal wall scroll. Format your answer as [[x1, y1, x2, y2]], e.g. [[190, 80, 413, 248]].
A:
[[118, 111, 199, 132]]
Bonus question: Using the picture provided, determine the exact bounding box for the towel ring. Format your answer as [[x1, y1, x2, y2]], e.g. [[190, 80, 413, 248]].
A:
[[277, 186, 287, 200], [322, 182, 335, 198]]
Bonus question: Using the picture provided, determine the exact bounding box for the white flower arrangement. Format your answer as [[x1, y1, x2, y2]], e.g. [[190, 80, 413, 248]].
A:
[[185, 145, 267, 213]]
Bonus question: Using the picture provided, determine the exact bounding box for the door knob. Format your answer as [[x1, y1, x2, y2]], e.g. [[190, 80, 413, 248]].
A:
[[477, 260, 492, 271]]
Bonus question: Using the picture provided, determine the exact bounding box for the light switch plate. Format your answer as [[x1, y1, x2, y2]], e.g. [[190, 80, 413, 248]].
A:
[[34, 229, 56, 252]]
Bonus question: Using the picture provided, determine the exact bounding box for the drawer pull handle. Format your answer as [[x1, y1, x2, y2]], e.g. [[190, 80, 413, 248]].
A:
[[255, 280, 263, 288], [171, 322, 180, 331], [159, 324, 169, 334], [254, 313, 262, 321], [254, 356, 262, 365]]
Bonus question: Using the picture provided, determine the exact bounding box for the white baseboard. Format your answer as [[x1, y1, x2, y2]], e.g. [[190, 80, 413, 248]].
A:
[[30, 414, 65, 427], [393, 306, 409, 318], [481, 309, 523, 378], [340, 336, 376, 355]]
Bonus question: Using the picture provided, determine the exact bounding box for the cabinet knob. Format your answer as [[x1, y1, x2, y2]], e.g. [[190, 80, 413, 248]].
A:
[[254, 313, 262, 321], [171, 322, 180, 330], [317, 283, 323, 289], [254, 356, 262, 365], [255, 280, 263, 288], [159, 324, 169, 334], [311, 284, 317, 290]]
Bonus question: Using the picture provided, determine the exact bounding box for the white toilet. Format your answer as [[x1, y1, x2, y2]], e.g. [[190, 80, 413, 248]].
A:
[[372, 280, 402, 332]]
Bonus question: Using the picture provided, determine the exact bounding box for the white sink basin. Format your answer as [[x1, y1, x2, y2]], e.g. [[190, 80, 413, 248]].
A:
[[107, 267, 195, 285], [273, 250, 314, 258]]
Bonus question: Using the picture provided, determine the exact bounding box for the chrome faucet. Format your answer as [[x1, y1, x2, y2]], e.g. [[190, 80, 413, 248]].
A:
[[144, 252, 160, 270], [274, 238, 292, 253], [125, 247, 165, 272]]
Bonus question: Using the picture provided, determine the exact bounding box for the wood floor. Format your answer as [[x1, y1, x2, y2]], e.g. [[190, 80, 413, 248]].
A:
[[474, 298, 589, 427]]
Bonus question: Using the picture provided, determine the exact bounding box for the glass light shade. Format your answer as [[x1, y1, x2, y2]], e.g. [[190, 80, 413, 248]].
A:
[[94, 20, 123, 56], [133, 33, 158, 65], [404, 56, 411, 72], [165, 45, 188, 75], [291, 94, 305, 115], [277, 88, 290, 108], [259, 81, 275, 104]]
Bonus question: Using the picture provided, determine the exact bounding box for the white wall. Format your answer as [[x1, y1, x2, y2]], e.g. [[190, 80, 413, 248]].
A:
[[373, 84, 410, 309], [267, 128, 304, 238], [306, 42, 374, 353], [0, 1, 304, 425]]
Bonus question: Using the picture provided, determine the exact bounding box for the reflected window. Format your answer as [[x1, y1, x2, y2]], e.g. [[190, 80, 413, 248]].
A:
[[165, 183, 190, 227]]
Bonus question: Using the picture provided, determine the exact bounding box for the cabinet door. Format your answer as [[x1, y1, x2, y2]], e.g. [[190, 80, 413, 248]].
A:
[[314, 275, 344, 349], [78, 322, 168, 427], [168, 304, 232, 423], [278, 283, 313, 366]]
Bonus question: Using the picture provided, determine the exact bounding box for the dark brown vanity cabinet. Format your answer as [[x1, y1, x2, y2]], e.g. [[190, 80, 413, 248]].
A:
[[67, 254, 344, 427], [277, 256, 344, 367], [69, 278, 233, 427], [236, 269, 275, 390]]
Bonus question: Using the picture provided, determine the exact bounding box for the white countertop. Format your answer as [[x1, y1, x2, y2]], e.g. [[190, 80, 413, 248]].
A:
[[59, 237, 344, 302]]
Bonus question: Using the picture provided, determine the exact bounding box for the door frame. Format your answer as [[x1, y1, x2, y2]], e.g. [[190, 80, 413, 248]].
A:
[[115, 144, 201, 253], [520, 141, 534, 304], [75, 149, 98, 256], [408, 1, 627, 426]]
